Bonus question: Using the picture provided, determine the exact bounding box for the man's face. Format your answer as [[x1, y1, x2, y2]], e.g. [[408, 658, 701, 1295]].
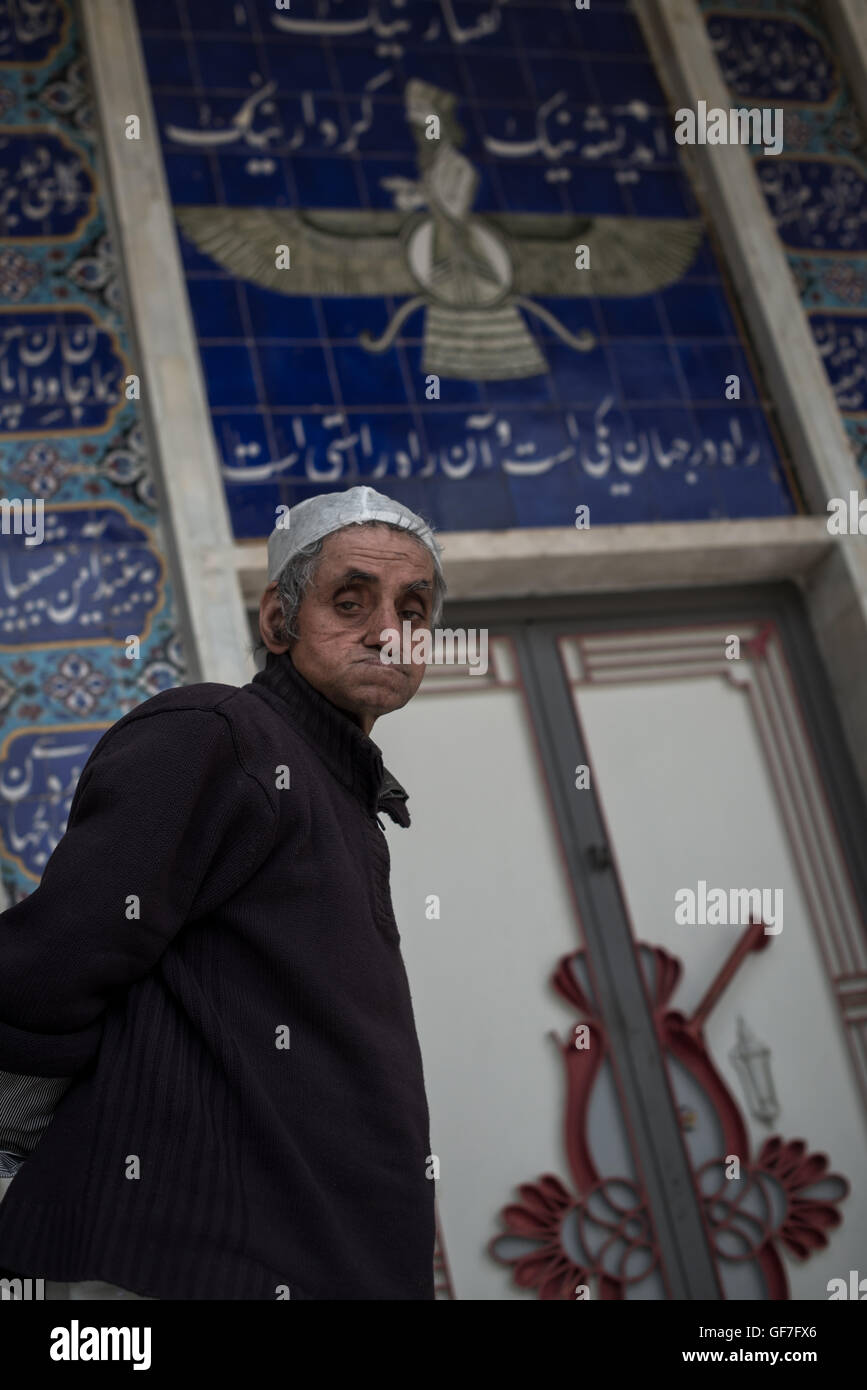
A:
[[260, 524, 435, 734]]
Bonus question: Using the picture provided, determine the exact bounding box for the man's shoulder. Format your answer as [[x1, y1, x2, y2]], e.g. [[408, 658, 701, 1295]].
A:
[[123, 681, 238, 715], [73, 682, 295, 821], [106, 679, 307, 765], [119, 681, 243, 724], [101, 682, 245, 749]]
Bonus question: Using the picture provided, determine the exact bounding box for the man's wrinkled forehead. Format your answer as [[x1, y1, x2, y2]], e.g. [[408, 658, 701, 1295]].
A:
[[318, 527, 436, 593]]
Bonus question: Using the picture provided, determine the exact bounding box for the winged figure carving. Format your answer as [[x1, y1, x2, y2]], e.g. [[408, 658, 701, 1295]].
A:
[[177, 79, 703, 381]]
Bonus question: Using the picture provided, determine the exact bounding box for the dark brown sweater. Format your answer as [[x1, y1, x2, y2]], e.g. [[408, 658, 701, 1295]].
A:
[[0, 651, 435, 1299]]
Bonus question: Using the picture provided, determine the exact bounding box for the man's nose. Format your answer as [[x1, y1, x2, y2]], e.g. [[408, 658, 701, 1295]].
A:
[[364, 597, 402, 645]]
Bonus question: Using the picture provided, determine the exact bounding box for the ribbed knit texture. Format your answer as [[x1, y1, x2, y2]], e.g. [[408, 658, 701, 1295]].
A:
[[0, 653, 435, 1299], [0, 1071, 72, 1153]]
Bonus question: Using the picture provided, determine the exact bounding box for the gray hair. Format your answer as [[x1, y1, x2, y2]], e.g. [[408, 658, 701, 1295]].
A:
[[258, 519, 446, 650]]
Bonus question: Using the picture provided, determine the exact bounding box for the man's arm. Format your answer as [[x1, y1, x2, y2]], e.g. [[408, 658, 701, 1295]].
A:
[[0, 706, 277, 1078]]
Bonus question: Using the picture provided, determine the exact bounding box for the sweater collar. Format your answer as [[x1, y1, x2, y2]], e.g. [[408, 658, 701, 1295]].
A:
[[249, 650, 411, 827]]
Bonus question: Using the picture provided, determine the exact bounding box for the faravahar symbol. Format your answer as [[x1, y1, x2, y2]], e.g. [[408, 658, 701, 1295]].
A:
[[178, 80, 703, 381]]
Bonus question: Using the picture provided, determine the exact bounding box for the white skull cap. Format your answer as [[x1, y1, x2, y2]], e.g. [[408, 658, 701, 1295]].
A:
[[267, 485, 443, 584]]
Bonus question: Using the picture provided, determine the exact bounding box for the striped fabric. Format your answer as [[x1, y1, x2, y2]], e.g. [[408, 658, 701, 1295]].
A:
[[0, 1070, 71, 1156]]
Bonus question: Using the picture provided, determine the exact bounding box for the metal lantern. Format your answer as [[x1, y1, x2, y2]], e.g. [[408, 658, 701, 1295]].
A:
[[729, 1015, 779, 1126]]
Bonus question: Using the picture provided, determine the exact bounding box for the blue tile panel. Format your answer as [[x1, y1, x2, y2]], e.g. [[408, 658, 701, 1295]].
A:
[[136, 0, 798, 532], [703, 0, 867, 476], [0, 0, 188, 903]]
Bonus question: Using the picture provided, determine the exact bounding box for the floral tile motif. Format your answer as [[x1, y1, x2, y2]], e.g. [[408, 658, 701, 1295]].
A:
[[42, 651, 112, 717], [702, 0, 867, 476], [0, 0, 186, 901]]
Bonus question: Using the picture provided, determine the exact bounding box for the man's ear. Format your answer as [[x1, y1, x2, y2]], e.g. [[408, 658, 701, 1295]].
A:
[[259, 583, 291, 653]]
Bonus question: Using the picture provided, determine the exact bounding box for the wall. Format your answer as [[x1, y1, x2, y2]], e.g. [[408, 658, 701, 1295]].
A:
[[136, 0, 800, 535], [0, 0, 185, 904], [700, 0, 867, 475]]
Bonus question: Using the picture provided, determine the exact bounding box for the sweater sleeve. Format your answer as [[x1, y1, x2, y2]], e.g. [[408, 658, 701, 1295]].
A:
[[0, 707, 277, 1077], [0, 1070, 72, 1154]]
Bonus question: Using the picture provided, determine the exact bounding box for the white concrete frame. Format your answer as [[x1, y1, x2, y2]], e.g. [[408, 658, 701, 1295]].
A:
[[823, 0, 867, 135], [80, 0, 867, 804], [639, 0, 867, 799], [81, 0, 253, 688]]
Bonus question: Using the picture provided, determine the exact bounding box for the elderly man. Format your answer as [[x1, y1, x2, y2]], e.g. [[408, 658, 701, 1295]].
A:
[[0, 486, 445, 1301]]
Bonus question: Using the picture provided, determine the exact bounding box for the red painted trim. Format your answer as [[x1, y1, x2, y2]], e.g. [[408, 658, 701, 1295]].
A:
[[433, 1203, 457, 1300]]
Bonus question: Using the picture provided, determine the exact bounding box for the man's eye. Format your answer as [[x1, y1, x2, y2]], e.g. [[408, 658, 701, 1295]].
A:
[[402, 611, 425, 622], [337, 600, 362, 612]]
